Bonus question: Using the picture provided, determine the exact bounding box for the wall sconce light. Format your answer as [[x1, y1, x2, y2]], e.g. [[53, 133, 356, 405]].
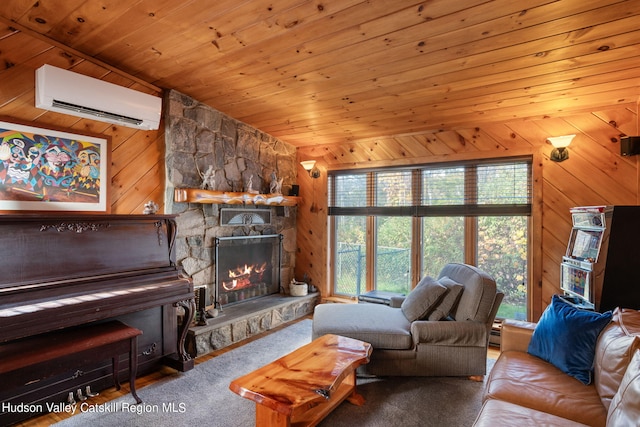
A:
[[547, 134, 575, 162], [300, 160, 321, 178]]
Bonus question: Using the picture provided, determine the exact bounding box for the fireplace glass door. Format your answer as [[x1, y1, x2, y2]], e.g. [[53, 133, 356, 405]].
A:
[[215, 234, 282, 306]]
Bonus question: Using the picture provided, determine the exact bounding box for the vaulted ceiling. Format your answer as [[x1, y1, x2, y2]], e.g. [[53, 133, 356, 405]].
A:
[[1, 0, 640, 148]]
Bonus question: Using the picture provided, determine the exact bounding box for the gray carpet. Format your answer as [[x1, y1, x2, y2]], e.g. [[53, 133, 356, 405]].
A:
[[54, 319, 493, 427]]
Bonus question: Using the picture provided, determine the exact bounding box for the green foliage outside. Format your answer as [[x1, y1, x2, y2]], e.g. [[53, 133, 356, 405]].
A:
[[422, 216, 465, 278], [477, 216, 528, 320], [375, 217, 411, 294]]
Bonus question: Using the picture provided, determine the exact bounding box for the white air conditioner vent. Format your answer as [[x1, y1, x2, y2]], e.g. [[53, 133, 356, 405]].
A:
[[51, 100, 144, 127], [35, 64, 161, 130]]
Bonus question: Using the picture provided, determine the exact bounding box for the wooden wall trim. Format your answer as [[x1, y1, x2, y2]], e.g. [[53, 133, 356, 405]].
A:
[[324, 147, 537, 171], [637, 96, 640, 205], [531, 149, 544, 321]]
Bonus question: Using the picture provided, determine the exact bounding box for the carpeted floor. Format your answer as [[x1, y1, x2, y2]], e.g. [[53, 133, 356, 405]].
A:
[[54, 319, 493, 427]]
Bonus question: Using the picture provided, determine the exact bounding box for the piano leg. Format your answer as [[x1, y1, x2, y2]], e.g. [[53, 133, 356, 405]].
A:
[[164, 297, 196, 372], [113, 354, 121, 390], [130, 336, 142, 404]]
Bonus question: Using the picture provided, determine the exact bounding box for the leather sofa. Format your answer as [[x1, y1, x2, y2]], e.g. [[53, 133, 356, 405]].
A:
[[312, 263, 503, 377], [473, 307, 640, 426]]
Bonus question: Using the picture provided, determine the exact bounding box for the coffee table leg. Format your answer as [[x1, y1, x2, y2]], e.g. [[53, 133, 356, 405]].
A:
[[255, 404, 290, 427], [345, 371, 366, 406]]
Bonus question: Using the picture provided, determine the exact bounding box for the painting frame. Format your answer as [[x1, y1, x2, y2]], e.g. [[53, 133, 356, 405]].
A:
[[0, 119, 110, 213]]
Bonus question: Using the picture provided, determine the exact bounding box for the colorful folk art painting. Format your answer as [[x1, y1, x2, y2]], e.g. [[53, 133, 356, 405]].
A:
[[0, 121, 108, 212]]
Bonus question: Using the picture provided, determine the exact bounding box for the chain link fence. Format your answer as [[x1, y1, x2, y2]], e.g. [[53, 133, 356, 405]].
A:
[[335, 243, 365, 295], [335, 243, 410, 296]]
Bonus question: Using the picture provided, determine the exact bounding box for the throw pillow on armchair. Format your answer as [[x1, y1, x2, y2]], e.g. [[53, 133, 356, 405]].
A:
[[400, 276, 448, 321]]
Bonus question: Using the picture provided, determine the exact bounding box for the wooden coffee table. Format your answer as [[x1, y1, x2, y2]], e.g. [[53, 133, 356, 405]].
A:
[[229, 334, 372, 427]]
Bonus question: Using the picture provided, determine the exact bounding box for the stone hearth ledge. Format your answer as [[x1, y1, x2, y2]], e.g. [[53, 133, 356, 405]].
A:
[[186, 293, 319, 358]]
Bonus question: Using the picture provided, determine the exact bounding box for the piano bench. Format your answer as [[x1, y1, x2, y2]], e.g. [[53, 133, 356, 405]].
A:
[[0, 320, 143, 404]]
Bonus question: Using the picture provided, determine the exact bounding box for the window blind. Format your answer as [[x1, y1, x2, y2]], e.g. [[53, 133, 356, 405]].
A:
[[328, 158, 532, 217]]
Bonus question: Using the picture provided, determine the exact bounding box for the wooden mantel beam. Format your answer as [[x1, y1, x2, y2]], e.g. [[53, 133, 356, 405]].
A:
[[174, 188, 299, 206]]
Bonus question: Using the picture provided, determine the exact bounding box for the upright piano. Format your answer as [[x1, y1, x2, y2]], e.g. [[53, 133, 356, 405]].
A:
[[0, 214, 194, 424]]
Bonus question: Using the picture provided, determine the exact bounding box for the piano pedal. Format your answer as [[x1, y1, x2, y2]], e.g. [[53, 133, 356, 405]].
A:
[[76, 388, 88, 401], [85, 385, 99, 397], [67, 392, 76, 405]]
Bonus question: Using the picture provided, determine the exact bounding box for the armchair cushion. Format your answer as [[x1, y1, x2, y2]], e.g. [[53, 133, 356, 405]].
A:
[[312, 303, 412, 350], [528, 295, 613, 385], [594, 308, 640, 410], [439, 263, 496, 322], [427, 276, 464, 321], [411, 319, 487, 347], [400, 276, 447, 322], [500, 319, 536, 353], [484, 351, 607, 426], [389, 295, 405, 308], [606, 348, 640, 426]]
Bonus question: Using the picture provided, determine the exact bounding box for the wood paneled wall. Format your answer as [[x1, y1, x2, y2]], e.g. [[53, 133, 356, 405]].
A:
[[295, 163, 329, 295], [0, 26, 164, 215], [297, 105, 640, 319]]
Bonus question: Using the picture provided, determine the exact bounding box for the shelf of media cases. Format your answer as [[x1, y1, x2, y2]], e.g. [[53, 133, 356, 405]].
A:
[[174, 188, 300, 206]]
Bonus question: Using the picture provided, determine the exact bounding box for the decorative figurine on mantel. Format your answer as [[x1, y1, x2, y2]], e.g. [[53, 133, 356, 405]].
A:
[[143, 200, 159, 214], [199, 165, 216, 190], [270, 171, 284, 195], [246, 174, 259, 194]]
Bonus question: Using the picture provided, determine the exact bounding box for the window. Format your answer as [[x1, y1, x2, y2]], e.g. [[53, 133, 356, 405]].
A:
[[375, 216, 412, 294], [477, 216, 528, 319], [329, 158, 532, 320], [333, 216, 367, 295], [422, 216, 464, 278]]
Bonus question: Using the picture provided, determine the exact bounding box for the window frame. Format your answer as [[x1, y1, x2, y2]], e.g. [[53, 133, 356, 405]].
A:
[[328, 156, 533, 319]]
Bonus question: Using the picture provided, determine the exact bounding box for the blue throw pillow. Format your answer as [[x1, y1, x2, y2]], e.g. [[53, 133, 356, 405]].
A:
[[527, 295, 613, 385]]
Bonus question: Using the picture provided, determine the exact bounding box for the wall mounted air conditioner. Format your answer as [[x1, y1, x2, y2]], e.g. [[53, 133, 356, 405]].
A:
[[35, 64, 162, 130]]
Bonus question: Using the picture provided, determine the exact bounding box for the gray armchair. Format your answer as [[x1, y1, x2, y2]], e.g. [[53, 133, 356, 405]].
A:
[[312, 263, 503, 377]]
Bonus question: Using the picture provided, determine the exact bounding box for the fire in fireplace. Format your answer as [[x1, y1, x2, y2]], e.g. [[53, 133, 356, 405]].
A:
[[214, 234, 282, 306], [223, 262, 267, 291]]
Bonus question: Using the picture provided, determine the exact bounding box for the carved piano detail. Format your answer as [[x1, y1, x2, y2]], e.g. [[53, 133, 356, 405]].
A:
[[0, 214, 194, 424]]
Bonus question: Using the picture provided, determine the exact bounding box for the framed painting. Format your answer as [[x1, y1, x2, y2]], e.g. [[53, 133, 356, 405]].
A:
[[0, 120, 109, 212]]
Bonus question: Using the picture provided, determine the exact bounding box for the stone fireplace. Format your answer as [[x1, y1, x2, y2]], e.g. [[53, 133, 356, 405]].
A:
[[163, 90, 318, 357], [164, 89, 298, 301]]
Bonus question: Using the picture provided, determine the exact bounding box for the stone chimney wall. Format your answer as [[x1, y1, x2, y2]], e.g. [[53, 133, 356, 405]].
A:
[[164, 90, 297, 306]]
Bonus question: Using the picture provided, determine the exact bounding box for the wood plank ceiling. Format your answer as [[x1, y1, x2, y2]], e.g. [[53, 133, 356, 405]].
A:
[[1, 0, 640, 149]]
